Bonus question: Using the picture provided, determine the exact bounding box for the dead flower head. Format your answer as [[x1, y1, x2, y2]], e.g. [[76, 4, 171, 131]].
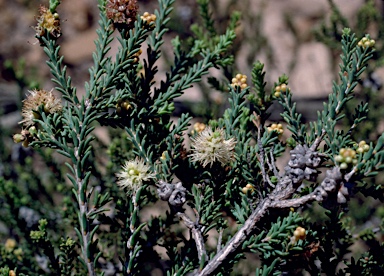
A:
[[106, 0, 139, 30], [20, 89, 62, 128], [34, 5, 61, 40]]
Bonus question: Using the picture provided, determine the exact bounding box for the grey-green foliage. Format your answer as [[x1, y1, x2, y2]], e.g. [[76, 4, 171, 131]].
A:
[[3, 0, 384, 275]]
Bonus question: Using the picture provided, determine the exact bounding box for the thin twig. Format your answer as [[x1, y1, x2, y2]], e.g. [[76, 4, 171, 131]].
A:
[[217, 229, 223, 254], [310, 129, 326, 151], [257, 127, 275, 188], [268, 145, 279, 178], [176, 212, 208, 263]]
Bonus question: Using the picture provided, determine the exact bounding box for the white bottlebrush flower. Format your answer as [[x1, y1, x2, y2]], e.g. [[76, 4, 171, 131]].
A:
[[190, 127, 236, 167], [19, 89, 62, 128], [116, 157, 156, 192]]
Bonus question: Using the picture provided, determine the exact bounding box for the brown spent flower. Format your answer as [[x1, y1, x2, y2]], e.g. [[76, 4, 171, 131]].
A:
[[34, 5, 61, 39], [20, 89, 62, 128], [106, 0, 139, 29]]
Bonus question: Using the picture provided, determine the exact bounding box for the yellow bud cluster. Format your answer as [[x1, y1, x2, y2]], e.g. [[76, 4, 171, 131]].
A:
[[192, 122, 206, 134], [274, 83, 289, 97], [293, 226, 306, 240], [242, 183, 255, 194], [335, 142, 370, 169], [267, 123, 284, 136], [141, 12, 157, 24], [231, 74, 248, 90], [356, 140, 370, 154], [358, 37, 375, 49], [116, 99, 132, 114], [335, 148, 358, 169]]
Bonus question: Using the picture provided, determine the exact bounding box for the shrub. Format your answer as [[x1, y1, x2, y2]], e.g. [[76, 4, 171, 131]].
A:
[[2, 0, 384, 275]]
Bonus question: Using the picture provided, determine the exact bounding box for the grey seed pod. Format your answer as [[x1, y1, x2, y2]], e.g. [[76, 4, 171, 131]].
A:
[[285, 167, 305, 184], [169, 182, 187, 206], [288, 154, 307, 169], [320, 167, 342, 192], [304, 167, 318, 180], [315, 186, 328, 198], [305, 151, 322, 168], [321, 177, 337, 192], [157, 180, 174, 201], [337, 191, 347, 204], [326, 166, 342, 180], [337, 184, 349, 204], [339, 185, 348, 196]]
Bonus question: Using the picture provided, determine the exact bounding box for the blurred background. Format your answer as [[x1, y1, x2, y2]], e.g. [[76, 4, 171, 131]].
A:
[[2, 0, 384, 127]]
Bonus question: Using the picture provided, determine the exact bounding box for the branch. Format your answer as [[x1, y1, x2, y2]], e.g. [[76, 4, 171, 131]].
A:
[[269, 189, 323, 208], [196, 143, 344, 275], [176, 212, 207, 263], [196, 198, 271, 276]]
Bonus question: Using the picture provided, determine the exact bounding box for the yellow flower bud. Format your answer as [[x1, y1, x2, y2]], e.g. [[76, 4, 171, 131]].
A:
[[280, 83, 287, 92], [334, 155, 343, 163], [293, 226, 306, 240], [13, 134, 25, 143]]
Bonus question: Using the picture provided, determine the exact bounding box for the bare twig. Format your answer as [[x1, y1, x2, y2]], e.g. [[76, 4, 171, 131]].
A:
[[176, 212, 208, 263], [310, 129, 326, 151], [216, 229, 223, 254], [269, 189, 323, 208], [268, 146, 279, 177]]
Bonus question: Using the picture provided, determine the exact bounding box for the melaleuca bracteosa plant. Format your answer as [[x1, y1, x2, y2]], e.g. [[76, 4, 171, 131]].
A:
[[5, 0, 384, 275]]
